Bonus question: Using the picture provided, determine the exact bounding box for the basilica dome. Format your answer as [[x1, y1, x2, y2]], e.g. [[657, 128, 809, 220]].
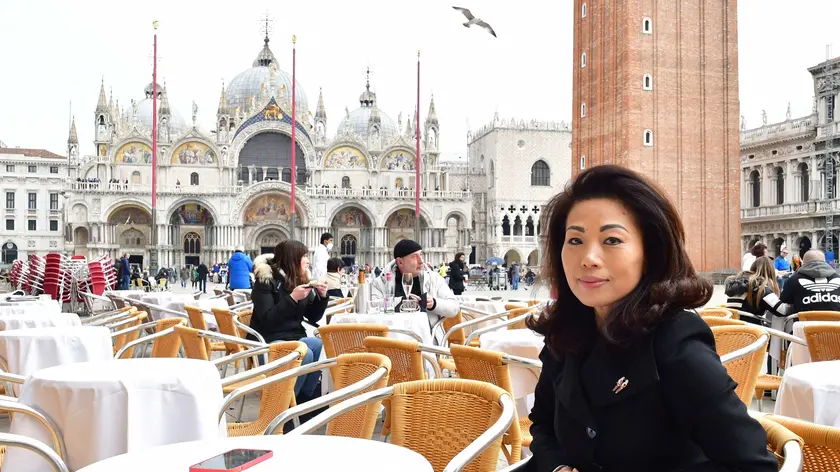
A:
[[336, 83, 399, 143], [226, 38, 309, 118], [124, 83, 188, 136]]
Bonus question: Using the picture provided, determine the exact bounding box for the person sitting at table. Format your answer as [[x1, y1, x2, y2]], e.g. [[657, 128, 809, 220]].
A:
[[780, 249, 840, 315], [371, 239, 459, 328], [724, 257, 789, 326], [251, 240, 329, 400], [325, 257, 345, 299], [527, 165, 776, 472]]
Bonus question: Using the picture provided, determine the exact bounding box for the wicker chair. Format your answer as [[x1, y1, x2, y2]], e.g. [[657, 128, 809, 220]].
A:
[[287, 378, 515, 472], [115, 317, 186, 359], [504, 307, 533, 330], [712, 325, 769, 406], [110, 311, 148, 357], [802, 323, 840, 362], [702, 316, 745, 327], [450, 344, 530, 464], [0, 433, 68, 472], [184, 305, 227, 356], [766, 414, 840, 471], [317, 323, 389, 359], [0, 398, 68, 471], [798, 311, 840, 322], [230, 353, 391, 439], [362, 336, 427, 436], [753, 415, 804, 471], [699, 308, 733, 318], [224, 342, 307, 437], [212, 307, 248, 368]]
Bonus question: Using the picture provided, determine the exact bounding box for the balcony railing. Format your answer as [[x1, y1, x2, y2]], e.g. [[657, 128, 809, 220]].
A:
[[740, 199, 840, 218], [500, 235, 538, 244], [304, 187, 471, 200], [26, 209, 37, 216], [67, 182, 242, 195], [816, 122, 840, 139]]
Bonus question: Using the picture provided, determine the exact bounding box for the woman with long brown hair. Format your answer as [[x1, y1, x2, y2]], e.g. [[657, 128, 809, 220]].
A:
[[251, 240, 328, 400], [527, 166, 774, 471]]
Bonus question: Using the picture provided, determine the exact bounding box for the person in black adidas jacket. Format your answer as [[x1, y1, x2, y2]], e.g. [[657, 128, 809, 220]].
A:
[[780, 249, 840, 315]]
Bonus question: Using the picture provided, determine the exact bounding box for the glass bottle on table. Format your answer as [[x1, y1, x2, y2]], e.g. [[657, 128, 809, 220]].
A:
[[384, 272, 395, 313]]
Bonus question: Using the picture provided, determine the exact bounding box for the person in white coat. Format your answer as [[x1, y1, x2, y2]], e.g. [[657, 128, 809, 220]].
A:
[[311, 232, 333, 281], [371, 239, 460, 332]]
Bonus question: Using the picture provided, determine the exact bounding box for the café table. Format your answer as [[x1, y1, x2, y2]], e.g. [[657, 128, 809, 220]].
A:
[[480, 328, 544, 417], [76, 435, 433, 472], [5, 358, 226, 472], [774, 360, 840, 428], [0, 312, 81, 331], [0, 299, 61, 316]]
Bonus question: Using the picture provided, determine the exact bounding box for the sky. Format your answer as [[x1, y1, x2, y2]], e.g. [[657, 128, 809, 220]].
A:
[[0, 1, 838, 158]]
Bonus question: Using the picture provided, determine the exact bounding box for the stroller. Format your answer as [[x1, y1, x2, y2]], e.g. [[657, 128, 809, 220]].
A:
[[489, 267, 507, 291]]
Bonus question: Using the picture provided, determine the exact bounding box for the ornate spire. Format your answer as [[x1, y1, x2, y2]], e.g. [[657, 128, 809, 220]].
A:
[[95, 78, 108, 113], [315, 87, 326, 119], [107, 89, 114, 115], [405, 112, 414, 136], [359, 67, 376, 107], [252, 35, 277, 67], [67, 116, 78, 145], [158, 82, 171, 116], [217, 81, 230, 115], [426, 94, 438, 127]]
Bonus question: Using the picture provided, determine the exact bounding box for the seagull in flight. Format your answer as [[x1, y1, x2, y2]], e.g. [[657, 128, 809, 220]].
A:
[[452, 6, 497, 37]]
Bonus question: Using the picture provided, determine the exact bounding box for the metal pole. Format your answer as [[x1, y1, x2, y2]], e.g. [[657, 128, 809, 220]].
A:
[[290, 35, 297, 240], [150, 21, 159, 273]]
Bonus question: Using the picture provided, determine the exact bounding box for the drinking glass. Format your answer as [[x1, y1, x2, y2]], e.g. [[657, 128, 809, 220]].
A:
[[401, 299, 420, 313], [369, 299, 382, 314], [401, 273, 414, 300]]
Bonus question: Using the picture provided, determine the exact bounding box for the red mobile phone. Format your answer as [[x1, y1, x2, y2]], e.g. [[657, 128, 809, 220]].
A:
[[189, 449, 273, 472]]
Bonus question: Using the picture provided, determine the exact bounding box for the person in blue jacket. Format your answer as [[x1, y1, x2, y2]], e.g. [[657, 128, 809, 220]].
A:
[[227, 246, 253, 290], [120, 253, 131, 290]]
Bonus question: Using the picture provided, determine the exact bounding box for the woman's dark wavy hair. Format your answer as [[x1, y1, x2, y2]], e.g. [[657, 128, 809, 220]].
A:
[[530, 165, 712, 353]]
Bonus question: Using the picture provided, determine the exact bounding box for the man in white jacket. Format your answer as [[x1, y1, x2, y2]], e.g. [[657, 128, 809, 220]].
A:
[[371, 239, 460, 334], [311, 232, 333, 281]]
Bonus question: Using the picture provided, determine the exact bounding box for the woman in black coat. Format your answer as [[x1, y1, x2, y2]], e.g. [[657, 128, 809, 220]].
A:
[[527, 166, 776, 472], [448, 252, 468, 295], [250, 240, 329, 399]]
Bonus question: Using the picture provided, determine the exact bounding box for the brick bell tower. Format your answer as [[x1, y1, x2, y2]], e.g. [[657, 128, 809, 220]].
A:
[[571, 0, 741, 273]]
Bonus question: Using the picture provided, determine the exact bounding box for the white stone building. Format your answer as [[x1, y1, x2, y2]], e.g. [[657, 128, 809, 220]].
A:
[[740, 57, 840, 259], [467, 116, 572, 266], [0, 147, 69, 265], [61, 36, 474, 270]]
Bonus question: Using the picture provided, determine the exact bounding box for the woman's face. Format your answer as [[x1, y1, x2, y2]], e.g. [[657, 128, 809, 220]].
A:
[[459, 255, 465, 262], [300, 254, 310, 273], [561, 198, 645, 319]]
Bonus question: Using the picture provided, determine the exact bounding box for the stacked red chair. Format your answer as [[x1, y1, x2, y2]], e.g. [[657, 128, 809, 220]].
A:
[[8, 260, 24, 289], [24, 254, 45, 295], [85, 258, 108, 296]]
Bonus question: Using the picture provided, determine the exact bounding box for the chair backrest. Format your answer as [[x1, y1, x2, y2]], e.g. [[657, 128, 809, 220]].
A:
[[506, 307, 532, 330], [389, 379, 508, 472], [442, 313, 466, 346], [450, 344, 523, 463], [702, 317, 746, 327], [362, 336, 425, 385], [798, 311, 840, 322], [184, 305, 212, 353], [754, 415, 804, 470], [228, 341, 307, 437], [318, 323, 389, 359], [111, 311, 148, 356], [174, 325, 209, 361], [151, 318, 187, 358], [712, 325, 768, 406], [235, 310, 253, 338], [802, 323, 840, 362], [327, 353, 392, 439], [212, 307, 245, 353], [766, 414, 840, 471], [700, 308, 732, 318]]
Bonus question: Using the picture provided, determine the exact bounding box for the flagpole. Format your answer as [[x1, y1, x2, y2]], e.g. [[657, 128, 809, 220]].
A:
[[290, 35, 297, 240], [150, 20, 159, 273], [415, 50, 421, 222]]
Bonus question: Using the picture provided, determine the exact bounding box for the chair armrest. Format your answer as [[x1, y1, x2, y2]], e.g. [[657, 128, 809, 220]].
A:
[[220, 350, 303, 387], [89, 311, 136, 327], [498, 456, 531, 472], [763, 327, 806, 346], [263, 366, 389, 434], [421, 352, 442, 378], [229, 301, 253, 311], [0, 372, 26, 384], [213, 346, 270, 369], [284, 386, 395, 435], [219, 356, 334, 421], [780, 439, 803, 472], [232, 317, 265, 345], [464, 312, 536, 346], [0, 433, 68, 472], [720, 334, 770, 364], [0, 399, 67, 463], [109, 320, 157, 337], [114, 327, 177, 359], [501, 354, 543, 371], [389, 328, 423, 343], [442, 310, 513, 346]]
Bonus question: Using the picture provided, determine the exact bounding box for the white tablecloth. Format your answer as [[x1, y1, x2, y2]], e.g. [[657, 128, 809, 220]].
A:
[[77, 435, 433, 472], [0, 300, 61, 316], [6, 358, 227, 472], [0, 326, 113, 394], [328, 313, 433, 346], [0, 312, 81, 331], [774, 360, 840, 427]]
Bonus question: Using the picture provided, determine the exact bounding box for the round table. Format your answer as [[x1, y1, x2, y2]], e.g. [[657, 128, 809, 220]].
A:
[[5, 358, 226, 472], [0, 326, 113, 393], [0, 300, 61, 316], [480, 329, 544, 416], [774, 360, 840, 427], [76, 435, 433, 472], [0, 312, 81, 331]]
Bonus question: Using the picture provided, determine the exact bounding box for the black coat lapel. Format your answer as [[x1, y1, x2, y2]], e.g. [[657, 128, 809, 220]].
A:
[[555, 352, 596, 428], [581, 336, 660, 407]]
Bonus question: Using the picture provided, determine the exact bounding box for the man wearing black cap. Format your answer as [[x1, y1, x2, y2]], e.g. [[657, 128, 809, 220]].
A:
[[371, 239, 459, 329]]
